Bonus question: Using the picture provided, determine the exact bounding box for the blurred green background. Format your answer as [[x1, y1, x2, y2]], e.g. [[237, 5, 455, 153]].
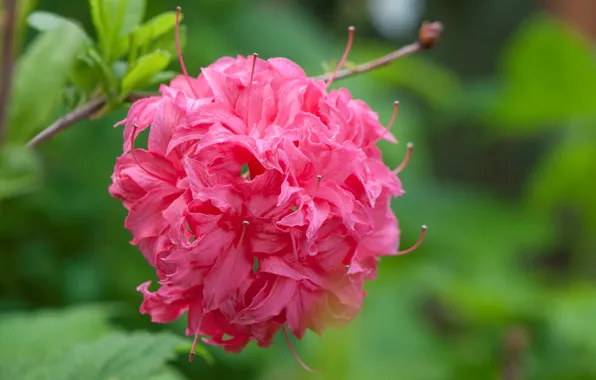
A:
[[1, 0, 596, 379]]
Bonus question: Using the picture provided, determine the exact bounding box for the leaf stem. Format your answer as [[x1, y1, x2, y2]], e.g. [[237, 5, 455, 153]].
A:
[[0, 0, 18, 145]]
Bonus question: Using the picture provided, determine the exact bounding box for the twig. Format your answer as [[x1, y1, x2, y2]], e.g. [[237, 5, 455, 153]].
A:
[[27, 97, 106, 148], [0, 0, 18, 145], [28, 21, 443, 149], [313, 21, 443, 83], [502, 326, 529, 380]]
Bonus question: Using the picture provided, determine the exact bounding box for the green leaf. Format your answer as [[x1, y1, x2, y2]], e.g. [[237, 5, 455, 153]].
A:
[[7, 24, 87, 143], [120, 50, 171, 97], [0, 304, 114, 372], [0, 146, 41, 200], [149, 24, 187, 60], [43, 331, 205, 380], [89, 0, 147, 62], [27, 11, 87, 36], [117, 11, 180, 59], [70, 53, 101, 96], [490, 14, 596, 130]]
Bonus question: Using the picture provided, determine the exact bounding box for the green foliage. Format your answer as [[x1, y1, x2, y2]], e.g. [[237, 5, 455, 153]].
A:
[[90, 0, 147, 63], [120, 50, 172, 99], [1, 1, 596, 380], [0, 146, 41, 200], [41, 332, 188, 380], [0, 305, 209, 379], [490, 14, 596, 130], [7, 22, 87, 143]]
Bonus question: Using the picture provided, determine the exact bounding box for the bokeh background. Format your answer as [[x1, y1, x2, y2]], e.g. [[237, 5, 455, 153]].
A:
[[1, 0, 596, 379]]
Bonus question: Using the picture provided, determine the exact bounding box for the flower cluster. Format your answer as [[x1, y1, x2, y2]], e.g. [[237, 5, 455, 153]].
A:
[[109, 15, 425, 367]]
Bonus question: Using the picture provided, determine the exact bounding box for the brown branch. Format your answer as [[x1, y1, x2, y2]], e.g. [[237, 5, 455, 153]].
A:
[[313, 21, 443, 83], [502, 326, 529, 380], [27, 97, 106, 148], [0, 0, 18, 145], [27, 21, 443, 149]]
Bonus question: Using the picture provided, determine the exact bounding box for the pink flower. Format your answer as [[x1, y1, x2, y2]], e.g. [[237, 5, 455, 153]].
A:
[[109, 11, 426, 371]]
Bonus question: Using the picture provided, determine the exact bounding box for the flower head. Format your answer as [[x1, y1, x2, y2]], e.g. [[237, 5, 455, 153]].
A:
[[109, 10, 426, 370]]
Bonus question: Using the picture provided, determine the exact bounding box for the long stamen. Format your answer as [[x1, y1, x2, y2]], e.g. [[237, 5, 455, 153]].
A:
[[316, 175, 322, 192], [365, 101, 399, 149], [246, 53, 258, 126], [238, 221, 249, 247], [326, 26, 355, 89], [393, 142, 414, 174], [130, 125, 171, 183], [175, 7, 199, 98], [282, 326, 319, 373], [397, 225, 427, 255], [189, 331, 201, 362]]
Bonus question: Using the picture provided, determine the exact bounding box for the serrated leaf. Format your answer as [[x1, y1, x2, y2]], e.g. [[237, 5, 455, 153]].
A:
[[7, 24, 87, 143], [0, 146, 41, 200], [0, 304, 114, 373], [43, 332, 204, 380], [121, 50, 171, 97], [90, 0, 146, 62]]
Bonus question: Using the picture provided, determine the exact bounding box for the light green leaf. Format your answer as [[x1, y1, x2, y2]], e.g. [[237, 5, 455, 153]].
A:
[[89, 0, 147, 62], [0, 145, 41, 200], [7, 24, 87, 143], [149, 24, 186, 60], [491, 14, 596, 130], [43, 331, 205, 380], [27, 11, 87, 36], [121, 50, 171, 97], [117, 11, 180, 59]]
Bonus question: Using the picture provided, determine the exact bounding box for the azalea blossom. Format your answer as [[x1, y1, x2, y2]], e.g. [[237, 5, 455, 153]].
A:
[[109, 8, 426, 371]]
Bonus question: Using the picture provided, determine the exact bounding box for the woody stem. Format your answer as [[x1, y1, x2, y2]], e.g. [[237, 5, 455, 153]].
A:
[[27, 21, 442, 148], [312, 42, 421, 83], [0, 0, 18, 145]]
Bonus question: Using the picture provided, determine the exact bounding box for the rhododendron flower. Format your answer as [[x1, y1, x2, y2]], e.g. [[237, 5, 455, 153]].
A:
[[109, 9, 426, 371]]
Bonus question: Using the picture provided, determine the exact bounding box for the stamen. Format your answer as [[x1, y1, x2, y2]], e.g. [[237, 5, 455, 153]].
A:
[[282, 325, 319, 373], [365, 100, 399, 149], [246, 53, 258, 125], [238, 220, 250, 247], [175, 7, 199, 97], [316, 175, 322, 192], [326, 26, 355, 89], [397, 225, 427, 255], [131, 124, 171, 183], [393, 142, 414, 174], [189, 331, 201, 362]]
